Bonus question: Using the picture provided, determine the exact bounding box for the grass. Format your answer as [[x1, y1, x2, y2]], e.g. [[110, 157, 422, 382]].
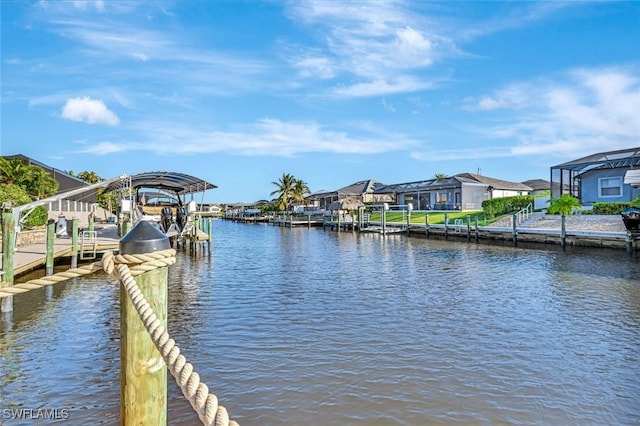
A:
[[367, 210, 494, 225]]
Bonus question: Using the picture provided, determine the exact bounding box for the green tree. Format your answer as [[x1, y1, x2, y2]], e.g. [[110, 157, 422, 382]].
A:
[[270, 173, 296, 211], [434, 173, 448, 179], [0, 158, 58, 200], [547, 194, 581, 215], [0, 157, 30, 186], [292, 178, 310, 205], [76, 170, 101, 184], [0, 183, 48, 228], [24, 165, 58, 199]]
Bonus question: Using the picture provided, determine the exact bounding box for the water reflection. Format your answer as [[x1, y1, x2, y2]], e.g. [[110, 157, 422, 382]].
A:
[[1, 220, 639, 425]]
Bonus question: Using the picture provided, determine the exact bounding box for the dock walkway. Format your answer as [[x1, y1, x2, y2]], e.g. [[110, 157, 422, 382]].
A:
[[3, 224, 120, 278]]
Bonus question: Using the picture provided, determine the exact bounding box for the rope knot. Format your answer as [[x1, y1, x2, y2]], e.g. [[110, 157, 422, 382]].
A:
[[102, 249, 177, 278]]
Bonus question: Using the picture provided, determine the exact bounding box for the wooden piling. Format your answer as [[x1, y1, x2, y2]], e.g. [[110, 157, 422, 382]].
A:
[[120, 222, 169, 425], [1, 209, 15, 312], [70, 218, 79, 269], [88, 211, 95, 233], [466, 214, 471, 241], [512, 213, 517, 247], [45, 219, 55, 276], [444, 213, 449, 239], [474, 215, 479, 242], [561, 214, 566, 251], [425, 214, 429, 238]]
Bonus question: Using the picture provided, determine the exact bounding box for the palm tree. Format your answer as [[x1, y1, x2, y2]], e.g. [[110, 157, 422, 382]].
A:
[[547, 195, 581, 215], [270, 173, 296, 211], [77, 170, 101, 184], [292, 178, 310, 206], [0, 157, 30, 186], [0, 158, 58, 200], [434, 173, 448, 179]]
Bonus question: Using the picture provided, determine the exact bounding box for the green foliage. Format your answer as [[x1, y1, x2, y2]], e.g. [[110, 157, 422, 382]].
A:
[[591, 202, 635, 215], [0, 183, 48, 228], [270, 173, 310, 211], [546, 195, 581, 215], [76, 170, 101, 184], [0, 157, 58, 199], [0, 183, 31, 206], [23, 206, 49, 229], [481, 195, 534, 219]]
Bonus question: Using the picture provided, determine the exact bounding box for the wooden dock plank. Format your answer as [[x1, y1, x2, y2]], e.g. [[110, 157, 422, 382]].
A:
[[3, 224, 121, 278]]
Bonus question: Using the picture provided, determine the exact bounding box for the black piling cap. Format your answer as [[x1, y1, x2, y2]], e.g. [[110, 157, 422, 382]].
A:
[[120, 221, 170, 255]]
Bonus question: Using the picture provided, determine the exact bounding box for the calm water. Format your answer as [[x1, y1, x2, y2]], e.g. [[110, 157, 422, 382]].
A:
[[1, 220, 639, 425]]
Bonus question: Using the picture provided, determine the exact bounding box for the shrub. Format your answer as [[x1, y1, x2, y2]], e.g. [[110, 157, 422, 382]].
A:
[[547, 195, 581, 215], [592, 202, 634, 215], [0, 183, 48, 228], [482, 195, 534, 219]]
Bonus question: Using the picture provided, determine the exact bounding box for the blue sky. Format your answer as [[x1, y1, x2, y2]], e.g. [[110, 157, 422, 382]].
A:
[[2, 0, 639, 203]]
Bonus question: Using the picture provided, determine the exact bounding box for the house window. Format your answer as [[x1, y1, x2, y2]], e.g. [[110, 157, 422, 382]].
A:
[[599, 177, 622, 197], [436, 192, 447, 203]]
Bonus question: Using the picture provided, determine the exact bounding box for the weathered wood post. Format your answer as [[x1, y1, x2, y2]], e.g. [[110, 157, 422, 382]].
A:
[[512, 213, 518, 247], [1, 208, 15, 312], [474, 215, 479, 242], [70, 218, 79, 269], [406, 205, 412, 236], [88, 211, 95, 234], [625, 233, 635, 255], [444, 213, 449, 239], [560, 214, 566, 251], [382, 203, 388, 236], [45, 219, 56, 276], [466, 214, 471, 242], [425, 213, 429, 238], [208, 218, 213, 255], [119, 221, 169, 425]]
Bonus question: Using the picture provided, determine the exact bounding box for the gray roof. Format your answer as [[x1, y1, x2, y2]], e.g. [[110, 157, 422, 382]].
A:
[[551, 147, 640, 172], [455, 173, 532, 191], [103, 171, 217, 195], [308, 179, 385, 199], [375, 173, 532, 193], [521, 179, 550, 191]]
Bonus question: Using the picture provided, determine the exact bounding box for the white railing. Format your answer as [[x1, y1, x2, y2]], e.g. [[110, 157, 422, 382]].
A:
[[513, 203, 534, 226]]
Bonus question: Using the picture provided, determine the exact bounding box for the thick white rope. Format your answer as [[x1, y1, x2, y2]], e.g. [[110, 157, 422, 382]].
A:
[[103, 250, 239, 426], [0, 262, 104, 298]]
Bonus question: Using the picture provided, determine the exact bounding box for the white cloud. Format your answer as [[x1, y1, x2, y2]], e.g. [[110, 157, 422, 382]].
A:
[[460, 67, 640, 159], [61, 96, 120, 126], [295, 56, 336, 79], [77, 118, 417, 156], [73, 1, 105, 12], [411, 146, 512, 162], [332, 76, 434, 97], [286, 1, 453, 97]]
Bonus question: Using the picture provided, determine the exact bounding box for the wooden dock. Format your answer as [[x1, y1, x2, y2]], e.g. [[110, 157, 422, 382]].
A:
[[4, 224, 120, 278]]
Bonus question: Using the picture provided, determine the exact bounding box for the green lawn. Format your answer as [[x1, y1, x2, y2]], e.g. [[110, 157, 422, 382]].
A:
[[367, 210, 492, 225]]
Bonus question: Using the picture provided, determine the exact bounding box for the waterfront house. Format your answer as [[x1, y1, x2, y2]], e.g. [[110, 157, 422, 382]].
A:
[[374, 173, 532, 211], [307, 179, 394, 210], [550, 147, 640, 206]]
